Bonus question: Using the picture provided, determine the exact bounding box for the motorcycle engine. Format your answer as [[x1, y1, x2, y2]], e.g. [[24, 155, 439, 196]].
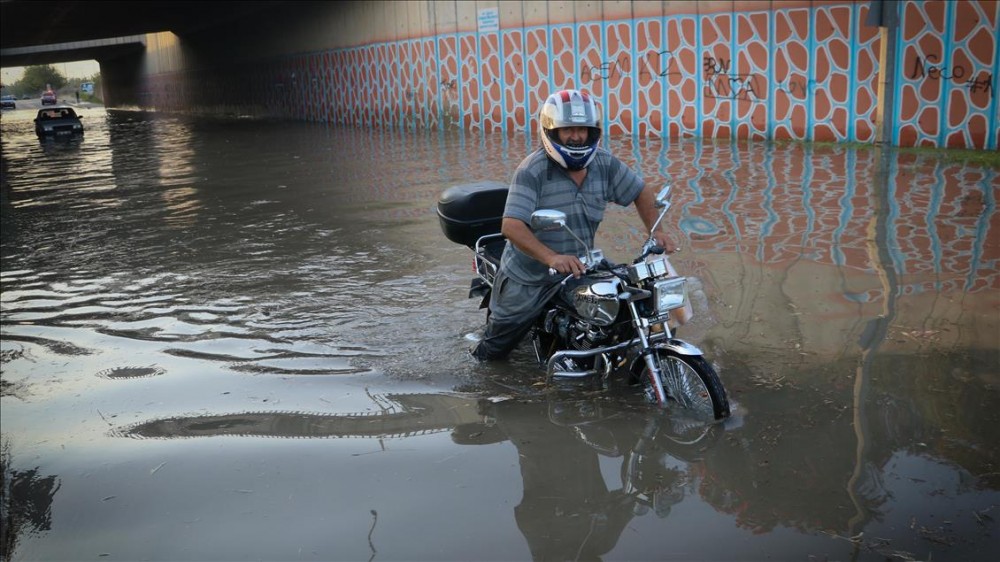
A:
[[545, 310, 611, 351]]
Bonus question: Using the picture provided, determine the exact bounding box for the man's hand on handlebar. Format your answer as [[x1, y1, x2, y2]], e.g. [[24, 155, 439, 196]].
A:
[[651, 231, 678, 254], [547, 254, 586, 278]]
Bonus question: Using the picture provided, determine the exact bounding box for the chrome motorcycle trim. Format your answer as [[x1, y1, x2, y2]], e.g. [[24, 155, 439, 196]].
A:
[[569, 276, 621, 327], [627, 257, 670, 283], [653, 277, 688, 314], [655, 339, 703, 356], [546, 332, 670, 380], [473, 233, 505, 288], [529, 209, 567, 231]]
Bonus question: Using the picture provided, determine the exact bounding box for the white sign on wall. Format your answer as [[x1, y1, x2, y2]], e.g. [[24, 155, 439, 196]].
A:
[[477, 8, 499, 33]]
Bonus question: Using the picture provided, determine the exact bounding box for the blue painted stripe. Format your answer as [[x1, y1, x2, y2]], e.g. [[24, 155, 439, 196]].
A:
[[768, 9, 775, 140], [522, 27, 530, 139], [602, 21, 610, 135], [695, 15, 703, 139], [662, 16, 669, 140], [938, 0, 955, 147], [891, 1, 905, 146], [549, 23, 556, 93], [989, 2, 1000, 150], [806, 7, 815, 141], [631, 19, 638, 138], [458, 33, 468, 129], [476, 25, 486, 133], [434, 36, 443, 129], [730, 10, 737, 136], [498, 30, 507, 133], [847, 3, 858, 142]]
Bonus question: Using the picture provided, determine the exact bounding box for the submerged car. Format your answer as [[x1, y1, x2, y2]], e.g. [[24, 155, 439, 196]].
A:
[[41, 90, 57, 105], [34, 107, 84, 138], [1, 94, 15, 109]]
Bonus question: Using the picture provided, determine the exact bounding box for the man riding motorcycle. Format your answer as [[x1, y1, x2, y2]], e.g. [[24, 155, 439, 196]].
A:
[[472, 89, 672, 361]]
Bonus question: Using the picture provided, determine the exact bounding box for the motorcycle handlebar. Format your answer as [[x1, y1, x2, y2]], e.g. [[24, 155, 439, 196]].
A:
[[549, 258, 618, 282]]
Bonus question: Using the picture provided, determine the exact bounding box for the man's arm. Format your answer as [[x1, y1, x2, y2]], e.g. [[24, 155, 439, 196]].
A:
[[501, 217, 586, 277], [632, 184, 674, 251]]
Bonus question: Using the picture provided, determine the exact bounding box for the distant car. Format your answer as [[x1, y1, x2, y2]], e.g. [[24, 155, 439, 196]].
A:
[[1, 95, 15, 109], [34, 107, 84, 139], [41, 90, 57, 105]]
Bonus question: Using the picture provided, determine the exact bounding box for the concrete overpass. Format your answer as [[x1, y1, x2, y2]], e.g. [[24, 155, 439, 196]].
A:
[[1, 1, 289, 105], [0, 1, 283, 57]]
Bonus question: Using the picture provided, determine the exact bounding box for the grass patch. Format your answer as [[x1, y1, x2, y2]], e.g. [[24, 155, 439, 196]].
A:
[[894, 145, 1000, 169]]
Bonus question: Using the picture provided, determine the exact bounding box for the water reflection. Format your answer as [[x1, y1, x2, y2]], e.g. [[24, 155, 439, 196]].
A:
[[112, 391, 724, 559], [0, 439, 61, 561], [455, 398, 714, 561], [115, 393, 481, 439], [2, 110, 998, 559]]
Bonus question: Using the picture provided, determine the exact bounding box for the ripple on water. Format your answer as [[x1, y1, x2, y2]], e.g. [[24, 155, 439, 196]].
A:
[[95, 365, 167, 380]]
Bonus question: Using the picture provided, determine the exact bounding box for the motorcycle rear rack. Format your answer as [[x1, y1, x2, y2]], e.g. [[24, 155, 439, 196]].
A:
[[473, 233, 504, 288]]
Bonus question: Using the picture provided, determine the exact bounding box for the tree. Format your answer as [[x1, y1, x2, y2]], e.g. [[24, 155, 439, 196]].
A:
[[19, 65, 66, 95]]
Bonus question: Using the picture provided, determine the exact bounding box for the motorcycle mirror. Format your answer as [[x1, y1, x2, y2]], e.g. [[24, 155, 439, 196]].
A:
[[655, 185, 672, 208], [530, 209, 568, 232]]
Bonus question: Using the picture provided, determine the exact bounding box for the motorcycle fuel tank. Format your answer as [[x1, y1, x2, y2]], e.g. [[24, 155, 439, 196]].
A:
[[566, 273, 620, 326]]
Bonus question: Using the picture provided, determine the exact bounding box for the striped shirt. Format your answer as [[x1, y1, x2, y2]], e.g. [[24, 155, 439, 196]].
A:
[[500, 148, 644, 284]]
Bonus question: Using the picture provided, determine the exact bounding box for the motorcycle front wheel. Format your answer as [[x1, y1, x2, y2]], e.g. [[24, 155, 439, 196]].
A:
[[638, 350, 730, 420]]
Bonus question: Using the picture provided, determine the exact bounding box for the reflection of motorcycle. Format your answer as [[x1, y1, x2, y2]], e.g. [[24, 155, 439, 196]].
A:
[[452, 397, 720, 559], [438, 182, 730, 419], [547, 399, 715, 519]]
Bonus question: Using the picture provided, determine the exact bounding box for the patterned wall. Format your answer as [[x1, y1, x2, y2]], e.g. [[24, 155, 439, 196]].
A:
[[895, 0, 999, 148], [142, 0, 999, 150]]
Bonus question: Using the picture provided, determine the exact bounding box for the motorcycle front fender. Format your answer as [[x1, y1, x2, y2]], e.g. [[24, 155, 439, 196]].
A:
[[655, 339, 703, 356]]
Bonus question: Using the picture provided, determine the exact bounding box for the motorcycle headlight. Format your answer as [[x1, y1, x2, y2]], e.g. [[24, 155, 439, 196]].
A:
[[653, 277, 687, 314]]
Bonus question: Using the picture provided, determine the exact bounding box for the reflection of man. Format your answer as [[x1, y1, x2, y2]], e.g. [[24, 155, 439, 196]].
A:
[[0, 454, 61, 560], [453, 399, 636, 560]]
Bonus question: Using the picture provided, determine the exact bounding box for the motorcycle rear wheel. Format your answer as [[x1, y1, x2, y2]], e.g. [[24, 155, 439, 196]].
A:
[[641, 350, 730, 420]]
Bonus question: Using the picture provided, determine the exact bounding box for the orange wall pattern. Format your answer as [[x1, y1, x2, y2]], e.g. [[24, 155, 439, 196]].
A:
[[896, 0, 999, 148], [143, 1, 999, 149]]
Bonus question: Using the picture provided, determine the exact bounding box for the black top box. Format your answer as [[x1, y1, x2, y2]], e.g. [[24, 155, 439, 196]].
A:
[[437, 181, 509, 247]]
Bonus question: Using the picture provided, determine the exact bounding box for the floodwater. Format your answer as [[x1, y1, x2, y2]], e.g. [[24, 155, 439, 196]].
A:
[[1, 106, 998, 561]]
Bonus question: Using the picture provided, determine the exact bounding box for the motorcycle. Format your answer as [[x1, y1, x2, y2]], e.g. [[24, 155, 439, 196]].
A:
[[438, 181, 731, 420]]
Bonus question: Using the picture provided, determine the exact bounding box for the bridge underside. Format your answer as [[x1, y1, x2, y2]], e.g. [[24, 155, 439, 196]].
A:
[[1, 1, 286, 105], [1, 1, 282, 53]]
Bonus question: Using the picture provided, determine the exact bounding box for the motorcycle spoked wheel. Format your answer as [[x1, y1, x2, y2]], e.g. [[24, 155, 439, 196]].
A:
[[634, 350, 730, 420]]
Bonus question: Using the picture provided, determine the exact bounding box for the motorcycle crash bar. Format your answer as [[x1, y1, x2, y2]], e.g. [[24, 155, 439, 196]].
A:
[[545, 332, 703, 381]]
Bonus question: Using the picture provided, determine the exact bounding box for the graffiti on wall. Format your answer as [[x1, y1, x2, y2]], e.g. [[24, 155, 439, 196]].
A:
[[578, 51, 817, 104], [908, 55, 994, 99]]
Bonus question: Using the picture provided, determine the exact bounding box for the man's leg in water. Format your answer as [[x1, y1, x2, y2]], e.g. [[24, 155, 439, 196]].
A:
[[472, 271, 559, 361]]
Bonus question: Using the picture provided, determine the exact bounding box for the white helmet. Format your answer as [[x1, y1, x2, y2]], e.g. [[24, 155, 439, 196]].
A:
[[538, 89, 602, 171]]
